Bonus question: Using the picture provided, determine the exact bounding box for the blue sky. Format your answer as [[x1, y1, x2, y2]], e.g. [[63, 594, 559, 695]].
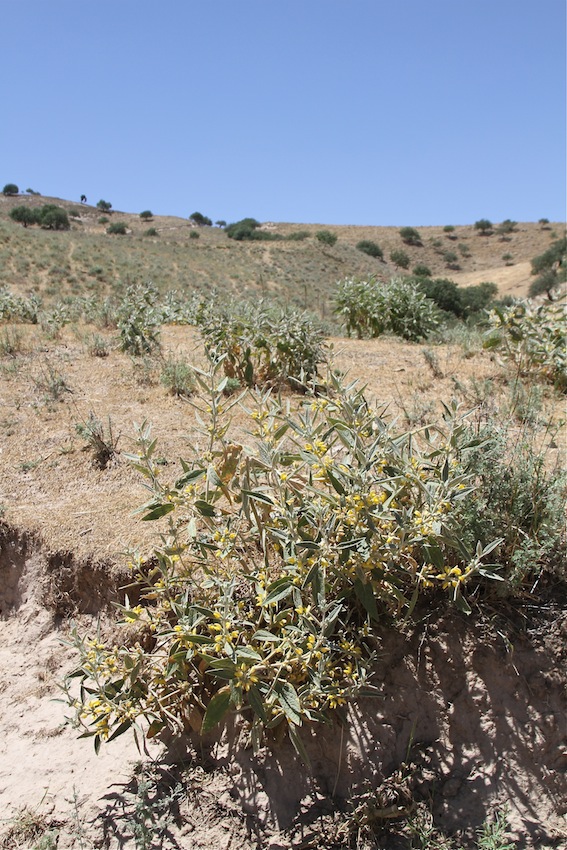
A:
[[2, 1, 565, 225]]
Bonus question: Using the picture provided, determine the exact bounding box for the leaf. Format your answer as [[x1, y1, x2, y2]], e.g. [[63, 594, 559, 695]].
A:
[[241, 489, 275, 505], [263, 578, 293, 606], [107, 719, 132, 742], [146, 719, 164, 739], [247, 685, 268, 723], [141, 502, 175, 521], [194, 499, 216, 517], [252, 629, 282, 644], [202, 687, 232, 733], [235, 646, 262, 662], [354, 577, 379, 622], [175, 467, 206, 489], [288, 724, 311, 766], [274, 680, 302, 725]]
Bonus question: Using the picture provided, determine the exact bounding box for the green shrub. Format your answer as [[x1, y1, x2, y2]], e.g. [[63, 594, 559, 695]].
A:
[[315, 230, 337, 246], [484, 299, 566, 391], [286, 230, 310, 241], [474, 219, 493, 235], [144, 227, 158, 237], [196, 301, 326, 388], [38, 204, 70, 231], [63, 369, 501, 754], [2, 183, 18, 195], [415, 278, 496, 320], [98, 217, 109, 225], [443, 251, 460, 269], [189, 230, 200, 240], [390, 249, 410, 269], [460, 281, 497, 316], [356, 240, 383, 259], [97, 200, 112, 212], [139, 210, 153, 220], [107, 222, 128, 235], [225, 218, 261, 240], [412, 264, 432, 277], [399, 227, 421, 246], [529, 237, 566, 298], [335, 276, 437, 341], [496, 219, 517, 234], [0, 287, 41, 323], [443, 225, 455, 233], [9, 206, 40, 228]]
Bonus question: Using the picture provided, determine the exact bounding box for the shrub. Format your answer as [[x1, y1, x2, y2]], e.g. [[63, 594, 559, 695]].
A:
[[225, 218, 262, 240], [415, 278, 496, 320], [0, 287, 41, 323], [189, 230, 200, 239], [144, 227, 158, 237], [335, 276, 437, 341], [497, 219, 517, 234], [97, 200, 112, 212], [390, 249, 410, 269], [315, 230, 337, 246], [63, 369, 501, 754], [215, 220, 227, 228], [2, 183, 18, 195], [117, 283, 161, 355], [9, 206, 40, 228], [399, 226, 421, 246], [538, 218, 550, 228], [528, 237, 566, 299], [356, 240, 383, 259], [39, 205, 70, 231], [286, 230, 310, 241], [412, 264, 432, 277], [190, 211, 212, 227], [443, 251, 460, 269], [107, 222, 127, 235], [484, 299, 566, 391], [460, 281, 498, 316], [139, 210, 153, 220], [75, 413, 119, 469], [474, 219, 493, 235], [25, 188, 40, 195], [443, 225, 455, 233], [196, 301, 326, 388], [98, 217, 109, 225]]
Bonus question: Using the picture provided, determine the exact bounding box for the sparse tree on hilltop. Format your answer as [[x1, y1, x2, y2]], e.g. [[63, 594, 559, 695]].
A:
[[2, 183, 19, 195]]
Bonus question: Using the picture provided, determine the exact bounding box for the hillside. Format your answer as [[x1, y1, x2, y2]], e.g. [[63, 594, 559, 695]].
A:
[[0, 193, 562, 315]]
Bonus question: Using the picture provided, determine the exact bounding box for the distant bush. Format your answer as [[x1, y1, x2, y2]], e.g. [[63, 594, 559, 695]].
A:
[[528, 237, 566, 299], [286, 230, 310, 241], [224, 218, 278, 241], [443, 225, 455, 233], [39, 204, 70, 231], [443, 251, 460, 270], [215, 220, 227, 228], [97, 200, 112, 212], [474, 219, 493, 235], [497, 219, 517, 234], [25, 188, 40, 195], [98, 217, 109, 225], [117, 283, 161, 355], [190, 211, 212, 227], [538, 218, 550, 228], [107, 222, 127, 235], [2, 183, 18, 195], [335, 276, 437, 341], [356, 240, 383, 259], [390, 248, 410, 269], [189, 230, 200, 239], [9, 205, 40, 228], [415, 277, 497, 319], [160, 354, 195, 397], [460, 281, 497, 316], [139, 210, 153, 220], [315, 229, 338, 246], [144, 227, 158, 237], [412, 264, 432, 277], [399, 226, 421, 246]]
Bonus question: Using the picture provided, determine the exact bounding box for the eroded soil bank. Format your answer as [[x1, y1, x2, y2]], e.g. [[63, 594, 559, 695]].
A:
[[1, 521, 565, 849]]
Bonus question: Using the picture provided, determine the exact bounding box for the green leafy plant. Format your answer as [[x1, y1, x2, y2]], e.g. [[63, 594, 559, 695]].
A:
[[335, 276, 437, 341], [144, 227, 158, 237], [9, 205, 40, 227], [412, 264, 432, 277], [484, 298, 566, 391], [63, 365, 500, 757], [117, 283, 161, 355], [196, 300, 326, 388], [160, 355, 196, 397], [38, 204, 70, 231], [528, 237, 566, 299], [139, 210, 153, 220], [97, 199, 112, 212], [189, 211, 212, 227], [2, 183, 19, 195]]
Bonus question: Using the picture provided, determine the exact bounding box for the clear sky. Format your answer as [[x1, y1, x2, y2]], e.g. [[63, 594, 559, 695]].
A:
[[2, 0, 565, 226]]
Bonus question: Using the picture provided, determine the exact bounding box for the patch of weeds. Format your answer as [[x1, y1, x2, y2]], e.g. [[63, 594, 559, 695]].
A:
[[33, 364, 72, 402], [0, 325, 23, 356], [125, 764, 185, 850], [131, 355, 159, 387], [117, 283, 161, 356], [160, 354, 195, 397], [0, 806, 59, 850], [477, 807, 514, 850], [75, 412, 120, 468], [86, 332, 110, 358], [422, 348, 443, 379]]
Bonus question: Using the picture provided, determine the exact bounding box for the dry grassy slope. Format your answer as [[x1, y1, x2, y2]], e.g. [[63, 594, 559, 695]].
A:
[[0, 193, 563, 313]]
